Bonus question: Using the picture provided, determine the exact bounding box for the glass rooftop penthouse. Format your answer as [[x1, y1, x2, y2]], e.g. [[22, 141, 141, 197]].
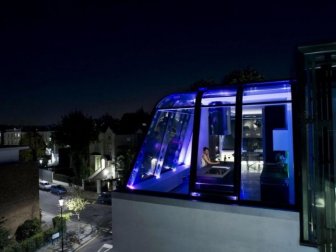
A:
[[127, 80, 295, 208], [118, 42, 336, 251]]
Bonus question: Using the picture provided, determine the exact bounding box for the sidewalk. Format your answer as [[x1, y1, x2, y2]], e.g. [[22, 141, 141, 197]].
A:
[[38, 211, 98, 252]]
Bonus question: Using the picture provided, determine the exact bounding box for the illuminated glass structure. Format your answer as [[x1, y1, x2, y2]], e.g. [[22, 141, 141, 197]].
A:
[[119, 42, 336, 252], [127, 80, 296, 207]]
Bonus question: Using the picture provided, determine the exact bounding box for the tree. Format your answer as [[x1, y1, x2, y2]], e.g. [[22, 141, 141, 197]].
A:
[[19, 131, 46, 162], [53, 111, 98, 179], [65, 187, 89, 221], [116, 148, 137, 187], [95, 113, 119, 131], [0, 217, 10, 250], [222, 67, 264, 85], [189, 79, 218, 91], [119, 108, 150, 135]]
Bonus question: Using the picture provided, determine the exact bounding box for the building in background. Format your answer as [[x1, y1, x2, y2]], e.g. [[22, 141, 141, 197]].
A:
[[3, 128, 22, 146], [87, 121, 147, 193], [0, 146, 39, 235], [88, 127, 116, 192], [0, 126, 59, 167], [296, 42, 336, 249]]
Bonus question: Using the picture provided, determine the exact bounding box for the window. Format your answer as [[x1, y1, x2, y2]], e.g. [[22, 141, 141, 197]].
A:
[[127, 92, 196, 194], [240, 82, 295, 205], [196, 88, 237, 194]]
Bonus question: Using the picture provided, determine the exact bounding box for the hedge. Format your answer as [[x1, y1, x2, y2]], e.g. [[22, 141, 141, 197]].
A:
[[52, 216, 67, 234], [3, 227, 57, 252]]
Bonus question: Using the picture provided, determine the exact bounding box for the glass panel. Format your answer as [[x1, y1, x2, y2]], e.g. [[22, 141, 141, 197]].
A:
[[127, 108, 194, 194], [196, 105, 236, 193], [240, 83, 295, 206], [243, 81, 291, 104], [201, 88, 237, 106], [156, 92, 196, 109]]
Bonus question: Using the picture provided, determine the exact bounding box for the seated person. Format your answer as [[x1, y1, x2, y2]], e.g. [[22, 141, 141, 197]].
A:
[[201, 147, 220, 168]]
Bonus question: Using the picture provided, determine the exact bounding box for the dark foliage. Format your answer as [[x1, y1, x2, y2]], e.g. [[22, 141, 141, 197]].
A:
[[53, 111, 97, 151], [15, 218, 41, 242], [222, 67, 264, 85], [53, 111, 98, 179], [0, 217, 10, 250], [52, 216, 67, 234], [19, 131, 46, 162], [95, 113, 119, 132], [189, 79, 218, 91]]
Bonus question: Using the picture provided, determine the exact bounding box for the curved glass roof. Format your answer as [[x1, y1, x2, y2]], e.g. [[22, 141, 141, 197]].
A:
[[243, 80, 292, 103], [201, 87, 237, 106], [156, 92, 197, 109]]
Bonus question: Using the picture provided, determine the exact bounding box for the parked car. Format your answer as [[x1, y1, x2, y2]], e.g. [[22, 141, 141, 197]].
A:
[[50, 185, 67, 195], [39, 180, 52, 191], [97, 192, 112, 205]]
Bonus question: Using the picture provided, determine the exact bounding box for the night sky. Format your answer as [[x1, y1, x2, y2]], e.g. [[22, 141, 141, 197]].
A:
[[1, 1, 336, 125]]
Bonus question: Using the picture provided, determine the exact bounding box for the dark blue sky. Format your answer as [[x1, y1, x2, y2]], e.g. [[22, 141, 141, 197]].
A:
[[1, 1, 336, 125]]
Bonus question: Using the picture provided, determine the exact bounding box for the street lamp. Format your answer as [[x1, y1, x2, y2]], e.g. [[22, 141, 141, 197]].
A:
[[59, 197, 64, 252]]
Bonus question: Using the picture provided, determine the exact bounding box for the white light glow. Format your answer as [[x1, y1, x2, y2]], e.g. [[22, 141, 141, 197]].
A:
[[314, 198, 325, 208], [243, 92, 291, 103], [148, 158, 157, 175], [191, 192, 201, 197], [202, 96, 236, 105], [103, 169, 109, 176], [127, 185, 135, 190]]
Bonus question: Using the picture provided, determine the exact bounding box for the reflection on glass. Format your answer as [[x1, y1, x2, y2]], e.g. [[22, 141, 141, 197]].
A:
[[127, 108, 194, 194], [156, 92, 196, 109]]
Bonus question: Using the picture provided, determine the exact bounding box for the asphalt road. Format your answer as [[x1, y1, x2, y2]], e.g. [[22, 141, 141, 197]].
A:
[[78, 229, 114, 252], [39, 190, 60, 215], [39, 189, 113, 251]]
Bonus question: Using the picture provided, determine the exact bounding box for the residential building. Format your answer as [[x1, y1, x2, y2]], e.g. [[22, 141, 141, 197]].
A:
[[88, 127, 116, 192], [4, 128, 22, 146], [87, 122, 147, 192], [0, 147, 39, 235], [37, 130, 59, 167], [112, 42, 336, 252]]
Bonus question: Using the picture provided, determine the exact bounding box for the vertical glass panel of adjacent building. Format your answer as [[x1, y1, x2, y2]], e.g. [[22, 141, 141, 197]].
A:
[[196, 88, 237, 194], [127, 92, 196, 194], [240, 81, 295, 206], [301, 48, 336, 246]]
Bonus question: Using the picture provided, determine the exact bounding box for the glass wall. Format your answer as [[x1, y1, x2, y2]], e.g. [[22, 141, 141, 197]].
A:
[[127, 81, 296, 207], [196, 88, 237, 194], [127, 92, 196, 194], [240, 82, 295, 205]]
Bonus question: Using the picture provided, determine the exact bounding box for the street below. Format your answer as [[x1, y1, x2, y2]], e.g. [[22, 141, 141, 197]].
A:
[[39, 189, 113, 251]]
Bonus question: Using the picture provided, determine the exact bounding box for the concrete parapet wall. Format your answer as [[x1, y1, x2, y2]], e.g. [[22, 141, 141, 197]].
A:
[[112, 192, 318, 252]]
